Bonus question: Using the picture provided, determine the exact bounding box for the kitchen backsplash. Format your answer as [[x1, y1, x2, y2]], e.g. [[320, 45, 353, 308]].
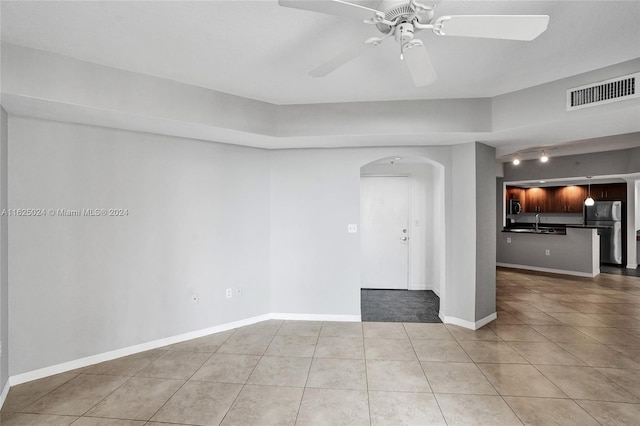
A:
[[507, 213, 584, 225]]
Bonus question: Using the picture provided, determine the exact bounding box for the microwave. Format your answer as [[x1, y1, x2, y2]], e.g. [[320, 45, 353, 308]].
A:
[[508, 199, 521, 214]]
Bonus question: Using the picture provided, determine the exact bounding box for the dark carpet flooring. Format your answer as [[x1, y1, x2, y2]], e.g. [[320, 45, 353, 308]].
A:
[[601, 264, 640, 277], [361, 289, 442, 323]]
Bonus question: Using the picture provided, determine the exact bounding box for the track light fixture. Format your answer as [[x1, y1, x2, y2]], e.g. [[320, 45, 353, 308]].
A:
[[512, 157, 520, 165], [540, 151, 549, 162]]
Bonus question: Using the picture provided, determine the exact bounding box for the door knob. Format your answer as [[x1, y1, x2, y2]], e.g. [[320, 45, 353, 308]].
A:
[[400, 236, 409, 241]]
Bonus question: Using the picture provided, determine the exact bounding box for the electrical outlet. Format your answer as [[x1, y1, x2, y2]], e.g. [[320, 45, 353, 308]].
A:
[[347, 224, 358, 233], [545, 249, 551, 256], [191, 294, 199, 303], [226, 288, 233, 298], [506, 237, 511, 243], [236, 288, 242, 297]]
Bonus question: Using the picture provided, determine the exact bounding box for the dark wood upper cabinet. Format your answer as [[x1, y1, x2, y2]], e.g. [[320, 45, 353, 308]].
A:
[[525, 187, 551, 212], [554, 185, 586, 213], [506, 183, 625, 214], [592, 183, 626, 200], [506, 187, 525, 201]]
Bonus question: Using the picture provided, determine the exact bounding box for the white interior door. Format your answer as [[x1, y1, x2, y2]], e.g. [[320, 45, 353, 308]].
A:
[[361, 176, 410, 289]]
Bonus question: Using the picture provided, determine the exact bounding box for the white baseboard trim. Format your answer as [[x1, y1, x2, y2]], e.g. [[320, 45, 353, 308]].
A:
[[0, 379, 10, 410], [9, 313, 272, 387], [270, 313, 361, 322], [475, 312, 498, 329], [439, 312, 497, 330], [408, 285, 440, 294], [7, 312, 363, 389], [496, 262, 599, 278]]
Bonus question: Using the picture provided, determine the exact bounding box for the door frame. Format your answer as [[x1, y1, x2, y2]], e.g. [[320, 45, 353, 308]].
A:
[[360, 173, 412, 290]]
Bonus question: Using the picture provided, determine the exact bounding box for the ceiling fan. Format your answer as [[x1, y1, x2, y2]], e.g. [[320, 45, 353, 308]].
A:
[[278, 0, 549, 87]]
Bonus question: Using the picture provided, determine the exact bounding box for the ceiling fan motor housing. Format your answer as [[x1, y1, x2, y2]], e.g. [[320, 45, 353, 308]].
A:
[[376, 1, 433, 33], [395, 23, 415, 43]]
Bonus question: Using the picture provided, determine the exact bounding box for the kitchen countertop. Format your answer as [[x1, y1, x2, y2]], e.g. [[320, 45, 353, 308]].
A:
[[503, 224, 612, 235], [502, 227, 566, 235]]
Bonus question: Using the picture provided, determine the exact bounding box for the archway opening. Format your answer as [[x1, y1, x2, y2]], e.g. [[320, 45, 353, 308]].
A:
[[359, 155, 445, 322]]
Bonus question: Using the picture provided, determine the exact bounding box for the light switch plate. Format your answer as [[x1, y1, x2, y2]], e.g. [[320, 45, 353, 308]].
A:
[[348, 224, 358, 233], [506, 237, 511, 243]]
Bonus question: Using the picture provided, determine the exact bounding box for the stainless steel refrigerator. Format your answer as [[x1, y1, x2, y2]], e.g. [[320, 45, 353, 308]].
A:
[[585, 201, 623, 265]]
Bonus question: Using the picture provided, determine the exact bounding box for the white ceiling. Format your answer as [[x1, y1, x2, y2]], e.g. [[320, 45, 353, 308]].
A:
[[1, 0, 639, 159], [2, 0, 639, 105]]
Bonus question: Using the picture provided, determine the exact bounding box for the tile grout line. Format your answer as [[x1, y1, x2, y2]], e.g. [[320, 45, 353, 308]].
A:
[[448, 324, 528, 424], [4, 372, 79, 415], [361, 322, 373, 426], [141, 334, 232, 424], [403, 322, 448, 425], [218, 320, 283, 425], [98, 330, 235, 423], [292, 323, 321, 426], [527, 352, 606, 425], [74, 347, 170, 419]]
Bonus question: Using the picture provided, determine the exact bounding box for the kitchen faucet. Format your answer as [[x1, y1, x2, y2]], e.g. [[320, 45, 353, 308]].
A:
[[535, 213, 540, 232]]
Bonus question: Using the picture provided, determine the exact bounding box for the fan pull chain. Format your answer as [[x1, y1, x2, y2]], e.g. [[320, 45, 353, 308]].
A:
[[400, 42, 404, 60]]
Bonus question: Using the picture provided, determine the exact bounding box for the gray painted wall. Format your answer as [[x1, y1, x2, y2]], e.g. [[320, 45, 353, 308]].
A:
[[497, 228, 599, 276], [269, 149, 362, 316], [493, 59, 640, 133], [626, 181, 637, 268], [442, 142, 497, 324], [446, 143, 477, 322], [503, 146, 640, 181], [8, 117, 271, 375], [269, 147, 451, 316], [1, 43, 490, 148], [7, 117, 496, 376], [475, 143, 497, 321], [1, 107, 8, 391]]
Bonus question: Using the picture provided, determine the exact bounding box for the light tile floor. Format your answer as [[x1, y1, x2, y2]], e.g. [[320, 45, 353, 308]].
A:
[[3, 267, 640, 425]]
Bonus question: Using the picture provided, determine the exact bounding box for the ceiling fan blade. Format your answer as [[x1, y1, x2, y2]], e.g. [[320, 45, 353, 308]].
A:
[[278, 0, 383, 21], [434, 15, 550, 41], [310, 41, 374, 77], [403, 41, 437, 87]]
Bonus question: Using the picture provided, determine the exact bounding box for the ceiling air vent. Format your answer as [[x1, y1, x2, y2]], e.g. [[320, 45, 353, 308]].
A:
[[567, 72, 639, 111]]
